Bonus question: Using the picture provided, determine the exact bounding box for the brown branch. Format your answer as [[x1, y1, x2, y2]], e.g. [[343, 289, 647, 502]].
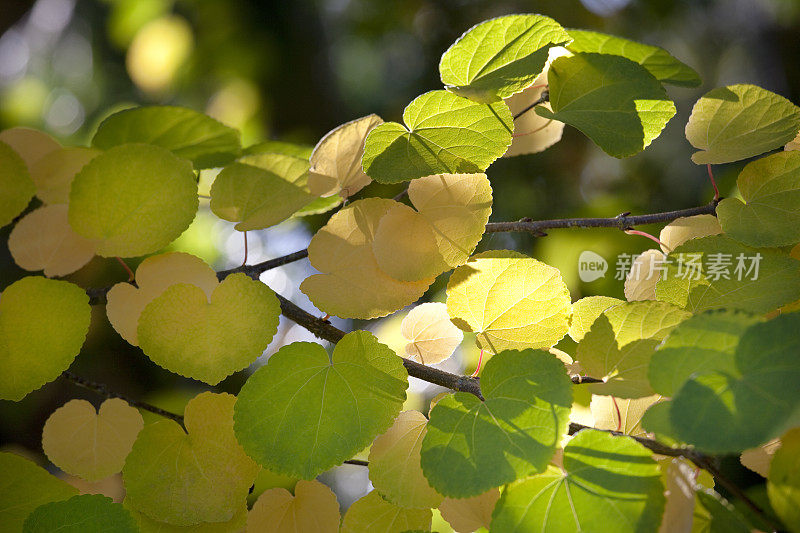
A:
[[61, 370, 185, 429]]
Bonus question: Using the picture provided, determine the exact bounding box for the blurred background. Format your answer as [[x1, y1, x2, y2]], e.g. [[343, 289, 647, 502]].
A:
[[1, 0, 798, 525]]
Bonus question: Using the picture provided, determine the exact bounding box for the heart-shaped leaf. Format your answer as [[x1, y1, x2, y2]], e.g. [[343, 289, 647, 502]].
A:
[[42, 398, 144, 482], [362, 90, 512, 183], [340, 490, 431, 533], [420, 349, 572, 497], [247, 480, 340, 533], [234, 331, 408, 479], [122, 392, 259, 526], [0, 276, 90, 401], [137, 272, 280, 385]]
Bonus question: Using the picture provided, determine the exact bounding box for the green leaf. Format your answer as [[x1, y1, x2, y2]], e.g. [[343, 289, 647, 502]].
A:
[[123, 392, 259, 526], [648, 310, 764, 397], [68, 143, 198, 258], [491, 429, 665, 532], [669, 313, 800, 453], [242, 140, 313, 158], [717, 150, 800, 247], [0, 277, 90, 401], [420, 349, 572, 498], [234, 331, 408, 479], [568, 295, 623, 342], [362, 90, 512, 183], [23, 495, 137, 533], [341, 490, 432, 533], [693, 489, 753, 533], [209, 160, 314, 231], [576, 301, 690, 398], [536, 53, 677, 157], [0, 452, 79, 532], [137, 273, 280, 385], [439, 14, 571, 102], [566, 29, 701, 87], [685, 84, 800, 165], [655, 235, 800, 314], [446, 250, 572, 353], [92, 106, 241, 168], [640, 401, 681, 446], [767, 427, 800, 532], [0, 140, 34, 228]]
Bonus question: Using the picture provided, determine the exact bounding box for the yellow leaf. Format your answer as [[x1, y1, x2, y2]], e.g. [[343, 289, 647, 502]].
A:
[[308, 114, 383, 198], [106, 252, 219, 346], [624, 249, 665, 302], [341, 490, 431, 533], [125, 499, 248, 533], [8, 205, 97, 277], [123, 392, 259, 526], [568, 296, 623, 342], [740, 438, 782, 478], [787, 131, 800, 151], [43, 398, 144, 482], [301, 198, 434, 319], [373, 202, 446, 281], [590, 394, 662, 437], [658, 214, 722, 253], [30, 147, 101, 205], [368, 410, 443, 509], [401, 303, 463, 365], [446, 250, 572, 352], [246, 480, 340, 533], [0, 127, 60, 170], [438, 488, 500, 533]]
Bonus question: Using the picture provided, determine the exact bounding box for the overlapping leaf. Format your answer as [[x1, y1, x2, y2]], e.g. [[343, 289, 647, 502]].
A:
[[567, 295, 623, 342], [717, 150, 800, 247], [300, 198, 434, 319], [420, 349, 572, 497], [685, 84, 800, 164], [624, 249, 666, 301], [767, 427, 800, 532], [491, 430, 665, 533], [439, 14, 570, 102], [566, 29, 701, 86], [658, 214, 722, 253], [68, 143, 198, 257], [92, 106, 241, 168], [446, 250, 572, 352], [0, 127, 60, 170], [340, 490, 431, 533], [246, 480, 340, 533], [42, 398, 144, 482], [362, 90, 512, 183], [0, 277, 90, 401], [576, 301, 690, 398], [234, 331, 408, 479], [138, 272, 280, 385], [23, 494, 137, 533], [123, 392, 259, 526], [9, 204, 97, 277], [29, 147, 100, 205], [590, 394, 662, 437], [537, 53, 676, 157], [0, 140, 34, 228], [400, 303, 463, 365], [438, 489, 500, 533]]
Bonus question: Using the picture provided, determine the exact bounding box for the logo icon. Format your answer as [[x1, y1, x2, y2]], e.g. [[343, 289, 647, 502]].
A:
[[578, 250, 608, 282]]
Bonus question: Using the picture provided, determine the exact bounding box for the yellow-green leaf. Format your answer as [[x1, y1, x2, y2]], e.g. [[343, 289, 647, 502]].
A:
[[400, 302, 463, 365], [767, 428, 800, 531], [0, 140, 35, 228], [29, 147, 100, 205], [246, 480, 340, 533], [341, 490, 431, 533]]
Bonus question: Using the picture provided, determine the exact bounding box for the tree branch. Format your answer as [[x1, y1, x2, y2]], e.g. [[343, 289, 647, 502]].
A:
[[512, 89, 549, 120]]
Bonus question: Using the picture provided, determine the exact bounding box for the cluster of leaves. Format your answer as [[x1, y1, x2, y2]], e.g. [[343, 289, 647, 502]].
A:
[[1, 12, 800, 533]]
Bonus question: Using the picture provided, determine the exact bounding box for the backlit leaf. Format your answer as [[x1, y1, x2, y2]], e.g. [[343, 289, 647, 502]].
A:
[[669, 313, 800, 453], [420, 349, 572, 497], [362, 90, 512, 183], [0, 127, 60, 170], [717, 150, 800, 247], [648, 309, 764, 397], [92, 106, 241, 168], [137, 272, 280, 385], [0, 452, 79, 532], [767, 427, 800, 532], [401, 303, 463, 365], [624, 249, 665, 301], [658, 214, 722, 254], [341, 490, 431, 533], [685, 84, 800, 165], [29, 147, 100, 205], [125, 501, 247, 533], [446, 250, 572, 353], [300, 198, 434, 319], [372, 202, 445, 281], [577, 301, 690, 398], [567, 295, 623, 342], [536, 53, 676, 157], [0, 140, 34, 228], [566, 29, 701, 86], [308, 114, 383, 198], [23, 494, 137, 533], [369, 410, 443, 509], [491, 429, 665, 533], [8, 204, 97, 277], [740, 438, 781, 478], [693, 489, 753, 533], [438, 489, 500, 533], [42, 398, 144, 482], [234, 331, 408, 479], [123, 392, 259, 526], [439, 14, 570, 102], [246, 480, 340, 533], [0, 276, 90, 401], [68, 143, 198, 257], [590, 394, 662, 437]]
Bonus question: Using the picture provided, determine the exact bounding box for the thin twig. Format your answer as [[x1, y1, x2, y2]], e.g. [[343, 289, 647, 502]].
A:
[[61, 371, 186, 429], [513, 89, 549, 120], [343, 459, 369, 466]]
